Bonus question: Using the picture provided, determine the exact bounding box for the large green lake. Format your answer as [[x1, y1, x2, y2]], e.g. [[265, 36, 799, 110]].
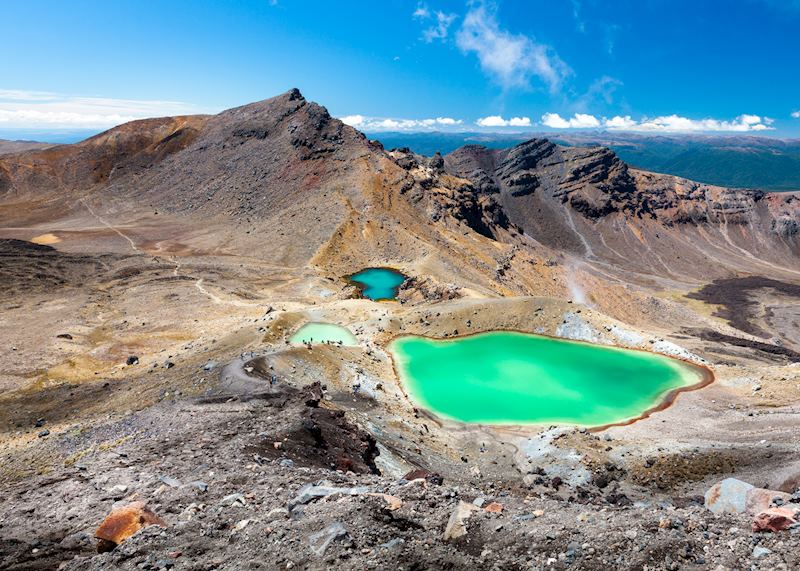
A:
[[389, 332, 707, 427], [348, 268, 406, 301]]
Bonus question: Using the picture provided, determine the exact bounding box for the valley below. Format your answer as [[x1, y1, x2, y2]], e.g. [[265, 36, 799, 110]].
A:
[[0, 89, 799, 570]]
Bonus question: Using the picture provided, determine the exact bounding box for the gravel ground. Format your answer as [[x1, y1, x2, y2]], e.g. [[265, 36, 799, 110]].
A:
[[1, 380, 797, 571]]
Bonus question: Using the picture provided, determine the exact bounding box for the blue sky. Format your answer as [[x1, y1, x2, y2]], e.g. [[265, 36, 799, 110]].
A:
[[2, 0, 800, 136]]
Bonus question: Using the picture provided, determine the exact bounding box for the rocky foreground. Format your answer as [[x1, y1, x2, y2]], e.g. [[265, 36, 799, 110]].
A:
[[1, 378, 798, 571]]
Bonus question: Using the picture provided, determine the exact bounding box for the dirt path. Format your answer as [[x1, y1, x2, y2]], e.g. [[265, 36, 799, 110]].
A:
[[79, 199, 140, 253]]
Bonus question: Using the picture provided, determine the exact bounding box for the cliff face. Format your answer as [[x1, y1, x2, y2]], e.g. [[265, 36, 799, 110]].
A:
[[387, 148, 511, 239], [443, 138, 795, 227], [440, 139, 799, 272]]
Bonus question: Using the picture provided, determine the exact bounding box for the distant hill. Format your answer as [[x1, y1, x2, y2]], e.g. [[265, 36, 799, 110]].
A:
[[370, 131, 800, 192], [0, 139, 55, 156], [0, 129, 98, 145]]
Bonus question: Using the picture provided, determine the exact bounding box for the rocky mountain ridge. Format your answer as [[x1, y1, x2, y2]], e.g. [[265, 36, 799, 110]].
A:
[[1, 89, 798, 280], [442, 138, 797, 232]]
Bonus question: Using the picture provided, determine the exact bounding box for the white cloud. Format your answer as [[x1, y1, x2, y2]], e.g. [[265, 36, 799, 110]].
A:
[[792, 110, 800, 119], [455, 3, 570, 92], [0, 89, 60, 101], [475, 115, 531, 128], [539, 110, 775, 132], [423, 11, 457, 42], [340, 114, 365, 127], [603, 115, 638, 129], [413, 3, 430, 19], [0, 88, 202, 129], [606, 114, 774, 133], [339, 115, 463, 131], [541, 112, 600, 129], [413, 4, 456, 43]]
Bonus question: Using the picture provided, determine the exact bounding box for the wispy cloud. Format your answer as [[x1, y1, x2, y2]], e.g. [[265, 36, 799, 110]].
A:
[[455, 3, 570, 92], [412, 2, 430, 19], [423, 11, 457, 42], [413, 3, 456, 43], [475, 115, 531, 127], [541, 112, 775, 132], [0, 89, 203, 129], [792, 110, 800, 119], [571, 0, 586, 33], [340, 114, 463, 131]]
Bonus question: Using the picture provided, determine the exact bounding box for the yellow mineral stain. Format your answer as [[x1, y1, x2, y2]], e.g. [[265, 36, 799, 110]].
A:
[[30, 233, 61, 245]]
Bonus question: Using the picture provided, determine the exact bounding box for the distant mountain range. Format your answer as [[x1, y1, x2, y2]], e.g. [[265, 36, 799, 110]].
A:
[[370, 131, 800, 192], [5, 126, 798, 192]]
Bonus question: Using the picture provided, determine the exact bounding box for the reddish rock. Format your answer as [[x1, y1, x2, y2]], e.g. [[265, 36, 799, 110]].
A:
[[751, 507, 800, 533], [484, 502, 503, 514], [95, 501, 167, 552]]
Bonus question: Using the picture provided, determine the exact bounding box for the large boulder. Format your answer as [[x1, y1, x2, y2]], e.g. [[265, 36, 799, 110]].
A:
[[704, 478, 753, 515], [95, 501, 167, 552], [704, 478, 791, 516]]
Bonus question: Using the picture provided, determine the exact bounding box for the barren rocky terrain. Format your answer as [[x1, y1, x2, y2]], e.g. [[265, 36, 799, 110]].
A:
[[0, 90, 798, 570]]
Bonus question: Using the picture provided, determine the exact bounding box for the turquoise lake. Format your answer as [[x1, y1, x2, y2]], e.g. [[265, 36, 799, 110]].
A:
[[348, 267, 406, 301], [389, 332, 708, 427]]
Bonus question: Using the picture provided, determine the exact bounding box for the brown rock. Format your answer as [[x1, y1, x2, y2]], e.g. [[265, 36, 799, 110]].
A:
[[751, 507, 800, 533], [484, 502, 503, 514], [95, 501, 167, 552], [745, 487, 792, 516], [366, 493, 403, 511]]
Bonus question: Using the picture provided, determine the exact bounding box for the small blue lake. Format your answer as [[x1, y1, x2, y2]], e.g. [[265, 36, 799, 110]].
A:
[[348, 267, 406, 301]]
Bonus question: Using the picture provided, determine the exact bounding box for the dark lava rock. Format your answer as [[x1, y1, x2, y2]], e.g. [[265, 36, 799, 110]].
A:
[[246, 383, 379, 474], [403, 469, 444, 485], [429, 152, 445, 172]]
